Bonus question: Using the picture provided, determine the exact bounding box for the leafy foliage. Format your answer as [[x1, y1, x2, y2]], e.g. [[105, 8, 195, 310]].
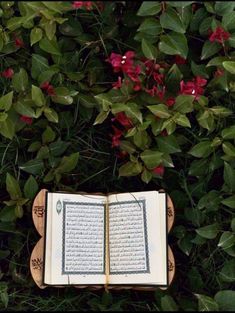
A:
[[0, 1, 234, 311]]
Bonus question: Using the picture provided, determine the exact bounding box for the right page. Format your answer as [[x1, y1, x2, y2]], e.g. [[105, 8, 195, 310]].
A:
[[108, 190, 167, 286]]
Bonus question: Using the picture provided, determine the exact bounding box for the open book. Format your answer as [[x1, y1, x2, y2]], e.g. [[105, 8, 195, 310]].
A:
[[43, 190, 168, 287]]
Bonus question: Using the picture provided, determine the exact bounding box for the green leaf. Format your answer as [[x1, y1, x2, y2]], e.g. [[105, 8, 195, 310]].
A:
[[56, 152, 79, 173], [133, 129, 149, 149], [30, 27, 43, 46], [49, 140, 70, 157], [141, 168, 153, 184], [20, 159, 44, 175], [159, 32, 188, 58], [137, 2, 161, 16], [174, 113, 191, 127], [207, 56, 232, 67], [6, 16, 24, 31], [223, 142, 235, 157], [218, 232, 235, 249], [221, 195, 235, 208], [161, 295, 179, 311], [210, 106, 232, 117], [51, 87, 73, 105], [174, 95, 194, 113], [221, 125, 235, 139], [201, 41, 221, 60], [197, 110, 215, 131], [0, 118, 15, 139], [219, 259, 235, 283], [93, 111, 110, 125], [196, 223, 219, 239], [0, 113, 8, 122], [222, 12, 235, 31], [44, 107, 59, 123], [0, 92, 13, 111], [31, 54, 49, 80], [223, 61, 235, 74], [42, 126, 56, 144], [32, 85, 45, 107], [224, 162, 235, 193], [15, 100, 35, 118], [156, 134, 181, 153], [140, 150, 163, 169], [195, 294, 219, 311], [12, 68, 29, 92], [189, 141, 213, 158], [45, 21, 56, 41], [119, 141, 136, 154], [23, 175, 38, 200], [160, 7, 185, 33], [39, 36, 61, 56], [6, 173, 22, 201], [119, 161, 143, 177], [147, 104, 171, 118], [137, 18, 161, 36], [214, 2, 235, 16], [214, 291, 235, 311], [141, 38, 158, 59]]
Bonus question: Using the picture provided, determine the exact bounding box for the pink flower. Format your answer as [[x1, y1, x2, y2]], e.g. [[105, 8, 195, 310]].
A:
[[14, 37, 24, 48], [209, 26, 230, 44], [111, 126, 123, 147], [180, 76, 207, 100], [106, 51, 135, 74], [1, 68, 14, 78], [72, 1, 93, 10], [153, 71, 164, 84], [40, 81, 56, 96], [112, 76, 122, 89], [20, 115, 33, 125], [166, 97, 175, 107], [175, 55, 186, 65], [112, 112, 133, 129], [152, 165, 164, 176]]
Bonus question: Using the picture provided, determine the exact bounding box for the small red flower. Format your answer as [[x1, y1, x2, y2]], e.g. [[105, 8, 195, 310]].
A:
[[112, 76, 122, 89], [175, 55, 187, 65], [106, 51, 135, 74], [72, 1, 83, 8], [14, 37, 24, 48], [166, 97, 175, 107], [112, 112, 133, 129], [40, 81, 56, 96], [153, 71, 164, 84], [209, 26, 230, 44], [1, 68, 14, 79], [72, 1, 93, 10], [20, 115, 33, 125], [111, 126, 123, 147], [152, 165, 165, 176], [180, 76, 207, 100]]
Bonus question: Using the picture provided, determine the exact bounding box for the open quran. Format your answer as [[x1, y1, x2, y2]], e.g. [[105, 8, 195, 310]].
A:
[[30, 189, 175, 290]]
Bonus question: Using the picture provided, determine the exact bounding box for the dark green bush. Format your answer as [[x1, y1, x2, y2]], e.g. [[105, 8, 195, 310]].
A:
[[0, 1, 234, 311]]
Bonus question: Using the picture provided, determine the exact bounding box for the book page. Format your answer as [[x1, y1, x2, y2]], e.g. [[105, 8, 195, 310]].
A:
[[44, 192, 107, 285], [108, 191, 167, 285]]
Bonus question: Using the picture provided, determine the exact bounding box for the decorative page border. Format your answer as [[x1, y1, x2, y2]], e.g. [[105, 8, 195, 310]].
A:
[[108, 199, 150, 275], [62, 201, 106, 275]]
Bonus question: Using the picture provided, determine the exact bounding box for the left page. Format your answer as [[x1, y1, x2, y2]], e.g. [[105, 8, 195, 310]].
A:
[[44, 192, 107, 285]]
